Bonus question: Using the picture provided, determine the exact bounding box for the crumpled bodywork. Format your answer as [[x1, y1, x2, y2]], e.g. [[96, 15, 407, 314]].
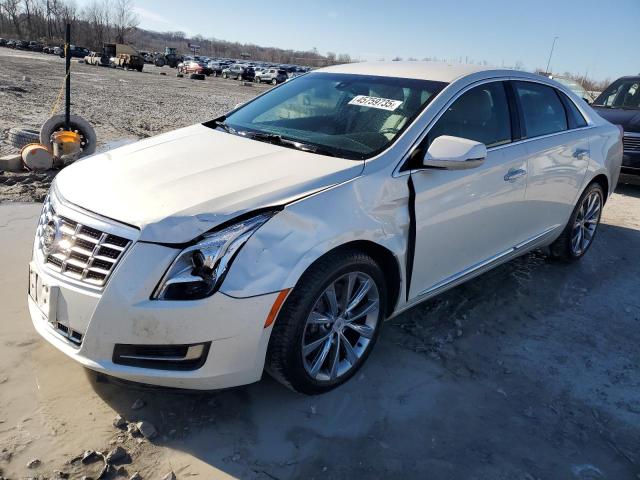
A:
[[221, 164, 411, 304]]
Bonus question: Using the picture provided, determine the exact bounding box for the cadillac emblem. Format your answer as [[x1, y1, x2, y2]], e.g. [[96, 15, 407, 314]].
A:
[[41, 217, 61, 256]]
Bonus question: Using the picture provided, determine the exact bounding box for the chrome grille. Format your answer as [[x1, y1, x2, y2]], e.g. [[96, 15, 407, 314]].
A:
[[624, 135, 640, 153], [36, 196, 131, 287]]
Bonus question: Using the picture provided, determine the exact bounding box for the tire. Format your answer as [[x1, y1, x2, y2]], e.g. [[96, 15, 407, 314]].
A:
[[271, 78, 277, 85], [39, 114, 97, 158], [7, 128, 40, 149], [549, 182, 604, 261], [266, 249, 387, 395], [222, 73, 227, 79]]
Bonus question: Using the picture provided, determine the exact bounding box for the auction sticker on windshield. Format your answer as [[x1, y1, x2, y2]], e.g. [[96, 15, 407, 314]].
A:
[[348, 95, 403, 111]]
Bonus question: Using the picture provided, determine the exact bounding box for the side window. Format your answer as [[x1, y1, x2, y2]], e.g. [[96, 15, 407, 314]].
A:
[[557, 91, 588, 129], [428, 82, 512, 148], [513, 81, 568, 138]]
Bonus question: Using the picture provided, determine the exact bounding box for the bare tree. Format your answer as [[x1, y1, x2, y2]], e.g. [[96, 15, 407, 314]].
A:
[[111, 0, 138, 44], [1, 0, 22, 36]]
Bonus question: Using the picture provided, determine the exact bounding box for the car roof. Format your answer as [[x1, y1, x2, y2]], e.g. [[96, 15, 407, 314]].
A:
[[316, 61, 518, 83]]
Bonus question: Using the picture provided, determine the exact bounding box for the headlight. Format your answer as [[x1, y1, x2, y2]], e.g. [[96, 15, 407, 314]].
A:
[[152, 212, 274, 300]]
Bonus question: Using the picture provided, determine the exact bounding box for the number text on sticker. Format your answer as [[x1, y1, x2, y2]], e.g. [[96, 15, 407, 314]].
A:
[[348, 95, 403, 111]]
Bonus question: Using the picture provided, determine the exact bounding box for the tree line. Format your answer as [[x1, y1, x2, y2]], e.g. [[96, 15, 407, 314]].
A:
[[0, 0, 348, 66]]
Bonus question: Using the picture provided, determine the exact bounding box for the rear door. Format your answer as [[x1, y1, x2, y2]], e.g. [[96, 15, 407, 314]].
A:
[[409, 80, 530, 300], [511, 81, 590, 239]]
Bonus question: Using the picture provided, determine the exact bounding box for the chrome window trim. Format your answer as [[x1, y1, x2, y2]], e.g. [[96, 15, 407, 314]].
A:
[[393, 76, 596, 177]]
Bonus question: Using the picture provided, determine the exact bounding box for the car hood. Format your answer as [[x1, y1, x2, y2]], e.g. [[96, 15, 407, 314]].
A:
[[592, 106, 640, 134], [55, 124, 363, 243]]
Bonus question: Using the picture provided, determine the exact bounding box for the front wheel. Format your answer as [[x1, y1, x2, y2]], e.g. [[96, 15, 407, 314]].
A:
[[549, 182, 604, 261], [266, 250, 386, 394], [271, 78, 277, 85]]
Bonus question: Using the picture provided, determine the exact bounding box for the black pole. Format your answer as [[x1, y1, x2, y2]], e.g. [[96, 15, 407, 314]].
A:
[[65, 23, 71, 130]]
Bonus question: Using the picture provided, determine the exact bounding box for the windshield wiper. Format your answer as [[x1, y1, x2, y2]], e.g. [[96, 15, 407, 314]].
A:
[[240, 131, 337, 157], [214, 119, 238, 135]]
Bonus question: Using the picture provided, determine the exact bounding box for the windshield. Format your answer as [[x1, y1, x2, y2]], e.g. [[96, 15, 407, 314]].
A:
[[215, 72, 447, 160], [593, 78, 640, 109]]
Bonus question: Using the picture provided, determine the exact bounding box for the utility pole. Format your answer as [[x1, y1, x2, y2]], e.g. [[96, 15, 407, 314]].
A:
[[65, 22, 71, 130], [545, 36, 559, 74]]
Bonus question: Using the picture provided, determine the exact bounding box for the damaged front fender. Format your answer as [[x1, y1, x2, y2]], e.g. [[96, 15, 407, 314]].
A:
[[220, 171, 411, 303]]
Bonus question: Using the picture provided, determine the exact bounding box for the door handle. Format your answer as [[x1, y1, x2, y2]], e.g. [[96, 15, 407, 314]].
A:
[[504, 168, 527, 182], [573, 148, 589, 159]]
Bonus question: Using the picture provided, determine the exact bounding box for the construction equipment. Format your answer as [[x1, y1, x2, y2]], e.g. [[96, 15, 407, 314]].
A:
[[154, 47, 183, 68]]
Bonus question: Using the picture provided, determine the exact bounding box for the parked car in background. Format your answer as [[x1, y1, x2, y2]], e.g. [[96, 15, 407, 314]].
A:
[[84, 51, 111, 67], [207, 62, 224, 77], [255, 67, 288, 85], [28, 41, 44, 52], [60, 45, 90, 58], [28, 62, 621, 395], [222, 64, 255, 81], [16, 40, 29, 50], [6, 40, 16, 48], [53, 46, 63, 56], [550, 76, 594, 104], [592, 76, 640, 174], [42, 45, 57, 54], [178, 60, 205, 75], [0, 38, 7, 47]]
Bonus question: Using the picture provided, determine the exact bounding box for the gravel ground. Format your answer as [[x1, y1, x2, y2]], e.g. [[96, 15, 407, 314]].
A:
[[0, 47, 269, 202], [1, 47, 640, 480]]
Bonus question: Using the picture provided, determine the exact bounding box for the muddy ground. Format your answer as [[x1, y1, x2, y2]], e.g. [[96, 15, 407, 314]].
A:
[[0, 48, 269, 203], [1, 48, 640, 480]]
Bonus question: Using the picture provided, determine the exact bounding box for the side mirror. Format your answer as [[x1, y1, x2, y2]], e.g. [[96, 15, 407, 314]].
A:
[[422, 135, 487, 170]]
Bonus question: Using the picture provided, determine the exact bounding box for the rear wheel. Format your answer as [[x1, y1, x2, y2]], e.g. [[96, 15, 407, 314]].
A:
[[271, 78, 277, 85], [266, 250, 386, 394], [549, 182, 604, 261]]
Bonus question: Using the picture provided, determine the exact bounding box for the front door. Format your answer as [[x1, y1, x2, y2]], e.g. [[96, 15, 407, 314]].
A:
[[409, 81, 529, 300]]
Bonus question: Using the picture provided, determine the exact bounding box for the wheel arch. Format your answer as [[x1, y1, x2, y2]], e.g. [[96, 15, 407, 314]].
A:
[[301, 240, 402, 318], [589, 173, 609, 203]]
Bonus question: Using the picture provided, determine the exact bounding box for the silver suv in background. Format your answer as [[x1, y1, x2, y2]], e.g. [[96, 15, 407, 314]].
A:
[[255, 68, 288, 85]]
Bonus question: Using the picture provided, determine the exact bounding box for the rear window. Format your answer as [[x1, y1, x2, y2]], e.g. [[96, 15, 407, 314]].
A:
[[278, 69, 287, 75], [558, 91, 588, 129], [513, 81, 567, 138]]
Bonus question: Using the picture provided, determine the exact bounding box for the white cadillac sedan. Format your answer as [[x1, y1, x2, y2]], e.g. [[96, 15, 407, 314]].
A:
[[28, 62, 622, 394]]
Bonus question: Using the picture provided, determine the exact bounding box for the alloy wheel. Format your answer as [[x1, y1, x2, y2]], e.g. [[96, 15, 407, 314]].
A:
[[571, 190, 602, 256], [301, 272, 380, 382]]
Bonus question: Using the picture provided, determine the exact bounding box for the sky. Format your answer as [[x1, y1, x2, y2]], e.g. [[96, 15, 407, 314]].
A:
[[80, 0, 638, 81]]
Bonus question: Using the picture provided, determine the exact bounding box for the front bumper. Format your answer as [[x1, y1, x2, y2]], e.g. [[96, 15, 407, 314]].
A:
[[29, 241, 279, 390]]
